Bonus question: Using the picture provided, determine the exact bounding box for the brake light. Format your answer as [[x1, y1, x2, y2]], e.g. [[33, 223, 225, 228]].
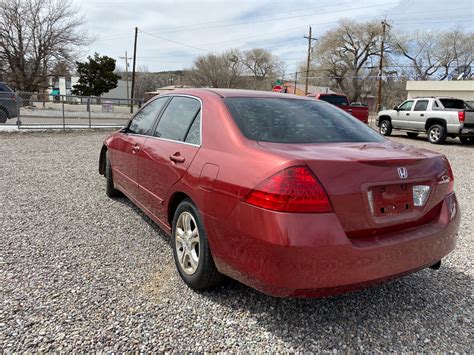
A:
[[458, 111, 465, 123], [243, 166, 333, 213]]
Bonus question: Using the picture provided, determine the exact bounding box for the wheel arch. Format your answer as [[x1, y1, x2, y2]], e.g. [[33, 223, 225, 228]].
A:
[[378, 115, 392, 123], [425, 118, 447, 130], [168, 192, 194, 228]]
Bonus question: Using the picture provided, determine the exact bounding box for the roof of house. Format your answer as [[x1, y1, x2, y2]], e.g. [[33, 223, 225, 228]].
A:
[[283, 82, 336, 94]]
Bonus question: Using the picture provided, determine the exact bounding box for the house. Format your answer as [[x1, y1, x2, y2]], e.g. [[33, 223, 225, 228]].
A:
[[280, 83, 335, 96], [406, 81, 474, 101]]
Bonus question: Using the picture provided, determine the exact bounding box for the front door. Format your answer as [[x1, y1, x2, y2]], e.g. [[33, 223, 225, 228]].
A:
[[138, 96, 201, 222], [110, 96, 170, 200], [392, 100, 414, 129]]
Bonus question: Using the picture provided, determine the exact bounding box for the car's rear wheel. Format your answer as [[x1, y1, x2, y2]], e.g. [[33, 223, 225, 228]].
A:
[[379, 119, 392, 136], [105, 150, 121, 197], [172, 199, 223, 290], [459, 137, 474, 145], [0, 108, 8, 124], [406, 132, 419, 139], [427, 124, 447, 144]]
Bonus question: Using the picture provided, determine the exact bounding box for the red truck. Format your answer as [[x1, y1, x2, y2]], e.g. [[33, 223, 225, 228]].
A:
[[307, 93, 369, 123]]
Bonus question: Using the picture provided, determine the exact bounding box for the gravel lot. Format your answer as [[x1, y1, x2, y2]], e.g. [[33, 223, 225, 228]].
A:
[[1, 131, 472, 352]]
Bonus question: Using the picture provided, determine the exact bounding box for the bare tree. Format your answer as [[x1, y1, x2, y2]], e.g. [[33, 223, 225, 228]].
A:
[[187, 48, 283, 90], [241, 48, 283, 89], [0, 0, 89, 91], [310, 20, 383, 102], [393, 28, 473, 80], [186, 50, 244, 88]]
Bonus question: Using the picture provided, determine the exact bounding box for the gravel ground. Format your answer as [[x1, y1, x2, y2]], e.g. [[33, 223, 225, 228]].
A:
[[1, 130, 472, 352]]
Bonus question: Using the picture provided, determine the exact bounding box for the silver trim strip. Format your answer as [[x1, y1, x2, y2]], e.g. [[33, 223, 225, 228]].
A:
[[127, 94, 203, 148]]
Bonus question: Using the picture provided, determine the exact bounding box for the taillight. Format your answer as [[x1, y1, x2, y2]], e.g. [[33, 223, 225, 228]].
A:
[[458, 111, 465, 123], [243, 166, 333, 213]]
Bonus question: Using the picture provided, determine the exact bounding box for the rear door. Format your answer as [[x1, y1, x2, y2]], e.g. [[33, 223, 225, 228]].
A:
[[410, 99, 429, 131], [109, 96, 169, 200], [392, 100, 414, 129], [138, 95, 201, 221]]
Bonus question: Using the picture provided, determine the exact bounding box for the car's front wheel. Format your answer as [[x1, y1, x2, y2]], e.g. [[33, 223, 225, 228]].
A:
[[427, 124, 447, 144], [172, 199, 223, 290], [379, 119, 392, 136]]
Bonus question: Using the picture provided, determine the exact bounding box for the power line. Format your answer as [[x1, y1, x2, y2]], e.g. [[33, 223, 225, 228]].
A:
[[139, 29, 215, 53]]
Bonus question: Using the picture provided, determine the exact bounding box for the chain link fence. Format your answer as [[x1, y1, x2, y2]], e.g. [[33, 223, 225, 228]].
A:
[[0, 91, 142, 130]]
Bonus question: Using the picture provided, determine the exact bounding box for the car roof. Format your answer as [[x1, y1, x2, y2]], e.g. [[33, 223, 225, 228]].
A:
[[168, 88, 309, 100]]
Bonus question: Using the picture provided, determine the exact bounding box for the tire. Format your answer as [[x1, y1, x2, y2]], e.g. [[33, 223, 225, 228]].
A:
[[172, 199, 223, 290], [379, 119, 392, 136], [459, 137, 474, 145], [427, 124, 447, 144], [406, 132, 419, 139], [105, 150, 121, 197], [0, 108, 8, 124]]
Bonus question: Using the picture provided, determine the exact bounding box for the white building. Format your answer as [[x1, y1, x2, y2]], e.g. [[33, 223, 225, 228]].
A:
[[406, 81, 474, 101]]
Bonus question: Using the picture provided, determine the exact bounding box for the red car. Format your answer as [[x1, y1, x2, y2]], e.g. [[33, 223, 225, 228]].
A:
[[99, 89, 459, 298], [307, 93, 369, 123]]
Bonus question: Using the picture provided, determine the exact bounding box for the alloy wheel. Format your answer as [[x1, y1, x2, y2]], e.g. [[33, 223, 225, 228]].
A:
[[175, 211, 200, 275], [380, 122, 388, 135], [429, 127, 441, 142]]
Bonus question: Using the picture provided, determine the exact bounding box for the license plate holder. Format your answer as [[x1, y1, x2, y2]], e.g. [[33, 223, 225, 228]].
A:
[[369, 184, 413, 217]]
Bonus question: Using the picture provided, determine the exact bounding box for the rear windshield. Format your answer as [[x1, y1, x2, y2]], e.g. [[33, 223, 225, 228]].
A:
[[317, 95, 349, 106], [439, 99, 468, 109], [224, 98, 384, 144]]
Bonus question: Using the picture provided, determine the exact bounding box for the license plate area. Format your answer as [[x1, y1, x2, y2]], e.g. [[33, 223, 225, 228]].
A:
[[369, 183, 413, 217]]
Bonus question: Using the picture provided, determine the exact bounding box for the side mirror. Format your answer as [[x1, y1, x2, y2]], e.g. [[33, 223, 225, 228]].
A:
[[393, 106, 399, 111]]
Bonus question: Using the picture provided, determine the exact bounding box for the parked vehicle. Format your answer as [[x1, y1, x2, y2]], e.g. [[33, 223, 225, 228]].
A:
[[307, 93, 369, 123], [0, 82, 19, 123], [99, 89, 459, 298], [376, 97, 474, 145]]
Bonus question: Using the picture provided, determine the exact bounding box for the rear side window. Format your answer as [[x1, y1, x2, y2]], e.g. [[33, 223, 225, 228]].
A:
[[439, 99, 467, 109], [129, 97, 168, 135], [224, 98, 384, 143], [414, 100, 429, 111], [318, 95, 349, 106], [154, 96, 200, 142]]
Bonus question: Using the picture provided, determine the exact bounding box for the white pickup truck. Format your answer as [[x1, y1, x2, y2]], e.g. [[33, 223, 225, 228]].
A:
[[376, 97, 474, 145]]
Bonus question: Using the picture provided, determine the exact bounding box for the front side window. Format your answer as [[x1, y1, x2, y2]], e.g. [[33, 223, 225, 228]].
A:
[[154, 96, 200, 142], [129, 97, 168, 135], [414, 100, 428, 111], [224, 98, 384, 144], [399, 100, 414, 111]]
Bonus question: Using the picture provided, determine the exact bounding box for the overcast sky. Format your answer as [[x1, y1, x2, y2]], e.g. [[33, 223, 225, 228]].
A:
[[74, 0, 474, 74]]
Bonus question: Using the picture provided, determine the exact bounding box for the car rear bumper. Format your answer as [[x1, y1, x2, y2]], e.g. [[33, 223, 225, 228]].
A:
[[206, 193, 459, 298]]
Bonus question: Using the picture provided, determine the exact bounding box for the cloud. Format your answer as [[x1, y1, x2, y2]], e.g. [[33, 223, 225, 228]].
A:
[[75, 0, 473, 73]]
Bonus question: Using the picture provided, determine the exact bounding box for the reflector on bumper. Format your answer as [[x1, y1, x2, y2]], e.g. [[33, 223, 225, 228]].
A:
[[412, 185, 430, 207]]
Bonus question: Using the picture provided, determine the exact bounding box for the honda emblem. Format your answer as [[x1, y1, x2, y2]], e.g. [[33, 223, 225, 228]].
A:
[[397, 167, 408, 179]]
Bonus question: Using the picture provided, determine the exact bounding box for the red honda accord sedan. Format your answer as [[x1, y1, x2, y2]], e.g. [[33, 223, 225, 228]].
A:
[[99, 89, 460, 297]]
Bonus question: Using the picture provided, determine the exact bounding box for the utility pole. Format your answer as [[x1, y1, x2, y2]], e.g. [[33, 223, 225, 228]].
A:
[[119, 51, 131, 101], [294, 71, 298, 95], [376, 19, 390, 113], [130, 27, 138, 113], [304, 26, 317, 96]]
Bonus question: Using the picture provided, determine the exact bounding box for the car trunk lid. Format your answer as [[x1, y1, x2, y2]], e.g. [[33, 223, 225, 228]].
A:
[[257, 141, 450, 237]]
